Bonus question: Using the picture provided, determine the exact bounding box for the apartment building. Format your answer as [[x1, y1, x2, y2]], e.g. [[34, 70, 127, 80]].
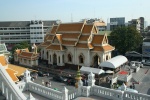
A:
[[108, 17, 125, 31], [0, 20, 61, 49], [128, 17, 144, 33]]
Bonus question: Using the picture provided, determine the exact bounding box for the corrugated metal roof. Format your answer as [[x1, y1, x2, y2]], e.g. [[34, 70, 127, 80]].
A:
[[100, 55, 128, 68]]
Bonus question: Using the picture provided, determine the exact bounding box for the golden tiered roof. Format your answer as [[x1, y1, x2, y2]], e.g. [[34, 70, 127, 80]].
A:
[[39, 22, 114, 52]]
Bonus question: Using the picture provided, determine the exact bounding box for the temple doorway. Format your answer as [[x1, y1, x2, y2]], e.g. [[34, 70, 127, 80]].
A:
[[93, 55, 100, 68], [53, 53, 57, 65]]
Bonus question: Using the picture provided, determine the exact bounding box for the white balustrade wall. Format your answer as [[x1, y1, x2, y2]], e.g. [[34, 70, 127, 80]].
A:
[[17, 81, 27, 92], [123, 91, 150, 100], [28, 82, 64, 100], [68, 89, 78, 100], [80, 86, 91, 97], [0, 66, 26, 100], [92, 85, 123, 100]]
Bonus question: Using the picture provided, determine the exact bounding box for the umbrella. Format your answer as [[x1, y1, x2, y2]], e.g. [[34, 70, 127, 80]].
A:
[[105, 70, 114, 74]]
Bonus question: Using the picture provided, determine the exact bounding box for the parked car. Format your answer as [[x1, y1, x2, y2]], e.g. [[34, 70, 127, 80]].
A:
[[53, 75, 67, 82], [37, 71, 45, 77], [130, 61, 143, 68], [37, 71, 49, 77], [66, 77, 76, 86], [17, 75, 24, 81], [30, 71, 38, 79]]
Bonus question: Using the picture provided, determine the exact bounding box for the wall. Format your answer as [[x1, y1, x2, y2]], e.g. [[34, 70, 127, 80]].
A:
[[28, 82, 64, 100]]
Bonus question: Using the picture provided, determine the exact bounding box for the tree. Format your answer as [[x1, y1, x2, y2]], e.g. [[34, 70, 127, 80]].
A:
[[110, 26, 142, 55], [11, 41, 30, 54]]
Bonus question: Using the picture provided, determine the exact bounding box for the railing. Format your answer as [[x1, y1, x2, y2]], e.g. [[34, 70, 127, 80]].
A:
[[0, 66, 26, 100], [28, 82, 64, 100], [92, 85, 123, 100], [68, 89, 78, 100], [123, 91, 150, 100]]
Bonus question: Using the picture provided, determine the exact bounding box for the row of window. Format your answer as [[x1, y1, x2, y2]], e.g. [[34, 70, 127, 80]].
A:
[[1, 38, 30, 40], [30, 37, 43, 39], [30, 27, 48, 29], [0, 27, 30, 30], [46, 52, 84, 64], [0, 33, 30, 35], [30, 32, 43, 34]]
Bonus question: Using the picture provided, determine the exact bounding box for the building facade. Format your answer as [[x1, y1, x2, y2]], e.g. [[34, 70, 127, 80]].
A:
[[0, 20, 61, 49], [14, 47, 39, 67], [108, 17, 125, 31], [128, 17, 144, 33], [39, 22, 114, 68]]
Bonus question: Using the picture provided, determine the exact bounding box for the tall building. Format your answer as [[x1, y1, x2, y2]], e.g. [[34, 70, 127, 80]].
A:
[[0, 20, 61, 49], [108, 17, 125, 31], [128, 17, 144, 33]]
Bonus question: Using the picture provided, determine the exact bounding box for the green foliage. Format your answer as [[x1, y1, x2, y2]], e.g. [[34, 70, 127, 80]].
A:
[[11, 41, 30, 54], [110, 26, 142, 55]]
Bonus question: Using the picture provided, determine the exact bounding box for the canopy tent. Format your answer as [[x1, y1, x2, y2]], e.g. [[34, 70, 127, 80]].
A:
[[100, 55, 128, 69], [80, 66, 105, 75]]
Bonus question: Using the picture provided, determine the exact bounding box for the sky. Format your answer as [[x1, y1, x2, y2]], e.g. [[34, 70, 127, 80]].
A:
[[0, 0, 150, 25]]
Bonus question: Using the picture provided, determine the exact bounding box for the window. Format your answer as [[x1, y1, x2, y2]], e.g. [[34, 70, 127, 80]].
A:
[[59, 56, 60, 63], [62, 55, 64, 63], [79, 54, 84, 64], [68, 54, 72, 62], [50, 55, 51, 62], [24, 59, 27, 63]]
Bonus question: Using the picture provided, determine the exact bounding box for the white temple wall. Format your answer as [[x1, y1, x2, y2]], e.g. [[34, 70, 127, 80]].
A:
[[76, 49, 89, 66]]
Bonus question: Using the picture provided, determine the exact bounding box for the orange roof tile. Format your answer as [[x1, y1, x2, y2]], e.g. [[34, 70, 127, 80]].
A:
[[51, 26, 58, 34], [19, 52, 33, 57], [79, 35, 90, 41], [57, 23, 84, 32], [62, 40, 76, 46], [46, 35, 54, 41], [0, 55, 7, 66], [76, 43, 88, 48], [6, 68, 19, 82], [82, 25, 93, 34], [40, 41, 51, 47], [46, 44, 64, 51], [92, 35, 104, 45], [92, 45, 114, 52], [62, 33, 80, 39], [103, 45, 115, 51]]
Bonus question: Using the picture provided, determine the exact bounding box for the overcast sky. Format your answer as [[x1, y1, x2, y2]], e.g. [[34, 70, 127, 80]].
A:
[[0, 0, 149, 25]]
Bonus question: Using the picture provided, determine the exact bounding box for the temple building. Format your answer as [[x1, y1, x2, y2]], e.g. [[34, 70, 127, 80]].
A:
[[39, 21, 115, 68], [14, 45, 39, 67]]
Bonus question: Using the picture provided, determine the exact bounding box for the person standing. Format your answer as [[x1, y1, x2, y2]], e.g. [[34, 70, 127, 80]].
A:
[[42, 80, 44, 84], [49, 81, 51, 88]]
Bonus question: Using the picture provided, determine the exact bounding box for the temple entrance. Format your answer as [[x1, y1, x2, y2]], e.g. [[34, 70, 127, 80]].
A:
[[53, 54, 57, 65], [93, 55, 100, 68]]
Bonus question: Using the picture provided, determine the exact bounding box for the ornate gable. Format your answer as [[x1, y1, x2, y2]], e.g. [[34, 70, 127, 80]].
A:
[[102, 34, 108, 45], [92, 26, 98, 34], [52, 36, 60, 44]]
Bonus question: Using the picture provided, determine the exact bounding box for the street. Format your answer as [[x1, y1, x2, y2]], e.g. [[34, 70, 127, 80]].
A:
[[33, 74, 76, 92]]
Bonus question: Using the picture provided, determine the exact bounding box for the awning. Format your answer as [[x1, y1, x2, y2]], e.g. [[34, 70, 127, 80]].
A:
[[80, 66, 105, 75], [100, 55, 128, 69]]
